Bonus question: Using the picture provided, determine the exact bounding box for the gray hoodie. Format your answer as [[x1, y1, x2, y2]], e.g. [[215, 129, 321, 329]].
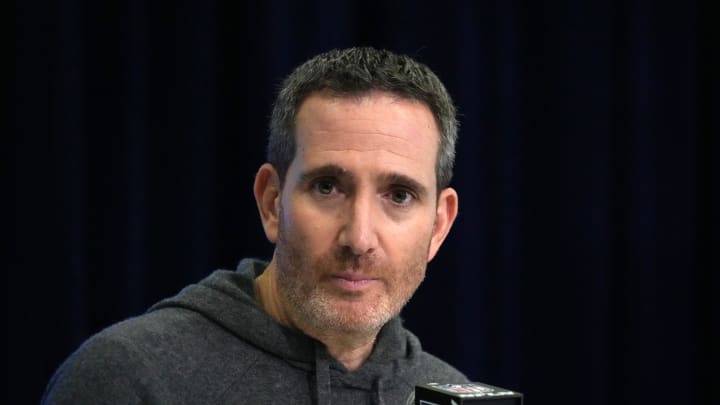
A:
[[42, 258, 468, 404]]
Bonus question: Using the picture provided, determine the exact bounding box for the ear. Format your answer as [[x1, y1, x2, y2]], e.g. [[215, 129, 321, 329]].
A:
[[254, 163, 282, 243], [427, 187, 459, 262]]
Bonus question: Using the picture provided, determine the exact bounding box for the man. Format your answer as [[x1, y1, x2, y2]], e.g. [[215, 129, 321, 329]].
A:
[[42, 47, 465, 404]]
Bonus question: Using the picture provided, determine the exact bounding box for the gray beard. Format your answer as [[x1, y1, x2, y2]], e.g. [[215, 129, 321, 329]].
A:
[[274, 229, 400, 336], [273, 225, 429, 338]]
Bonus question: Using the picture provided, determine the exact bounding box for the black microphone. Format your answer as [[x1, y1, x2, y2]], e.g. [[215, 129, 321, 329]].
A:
[[414, 382, 523, 404]]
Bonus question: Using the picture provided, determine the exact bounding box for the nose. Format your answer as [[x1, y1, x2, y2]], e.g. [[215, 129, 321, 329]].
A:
[[337, 193, 378, 256]]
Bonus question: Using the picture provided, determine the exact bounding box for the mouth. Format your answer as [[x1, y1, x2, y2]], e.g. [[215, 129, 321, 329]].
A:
[[328, 273, 379, 292]]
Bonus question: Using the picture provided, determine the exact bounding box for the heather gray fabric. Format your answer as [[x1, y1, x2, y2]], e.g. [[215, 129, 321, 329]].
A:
[[42, 258, 468, 404]]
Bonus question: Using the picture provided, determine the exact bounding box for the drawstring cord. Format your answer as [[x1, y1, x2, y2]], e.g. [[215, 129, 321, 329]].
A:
[[314, 343, 332, 405], [372, 378, 384, 405]]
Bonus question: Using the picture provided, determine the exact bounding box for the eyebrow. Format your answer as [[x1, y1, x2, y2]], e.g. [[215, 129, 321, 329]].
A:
[[299, 164, 430, 199], [299, 164, 355, 185]]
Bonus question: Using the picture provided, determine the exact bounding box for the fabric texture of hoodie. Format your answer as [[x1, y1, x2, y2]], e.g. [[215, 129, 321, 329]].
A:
[[42, 258, 469, 404]]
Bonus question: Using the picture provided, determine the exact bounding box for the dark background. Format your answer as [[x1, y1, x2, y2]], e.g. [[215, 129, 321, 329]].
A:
[[10, 1, 718, 404]]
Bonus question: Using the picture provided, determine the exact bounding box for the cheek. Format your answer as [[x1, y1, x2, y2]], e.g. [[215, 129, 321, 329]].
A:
[[379, 236, 430, 279], [285, 198, 338, 251], [382, 213, 434, 246]]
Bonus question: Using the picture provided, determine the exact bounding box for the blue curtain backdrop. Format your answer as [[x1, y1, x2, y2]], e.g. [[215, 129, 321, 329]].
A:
[[10, 1, 717, 404]]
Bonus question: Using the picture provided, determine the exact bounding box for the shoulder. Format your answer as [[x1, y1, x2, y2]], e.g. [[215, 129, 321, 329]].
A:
[[414, 351, 469, 383], [42, 308, 261, 404], [41, 320, 162, 404]]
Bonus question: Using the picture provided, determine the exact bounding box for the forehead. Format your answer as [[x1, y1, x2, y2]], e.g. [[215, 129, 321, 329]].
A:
[[292, 91, 440, 186]]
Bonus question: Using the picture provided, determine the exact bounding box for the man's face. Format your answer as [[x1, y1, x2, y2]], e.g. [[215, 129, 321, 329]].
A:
[[273, 91, 451, 335]]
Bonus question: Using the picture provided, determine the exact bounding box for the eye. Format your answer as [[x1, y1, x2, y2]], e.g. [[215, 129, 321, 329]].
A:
[[388, 188, 414, 205], [312, 179, 337, 195]]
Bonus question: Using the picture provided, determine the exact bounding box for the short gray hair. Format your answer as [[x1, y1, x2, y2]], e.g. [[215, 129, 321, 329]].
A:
[[268, 47, 458, 190]]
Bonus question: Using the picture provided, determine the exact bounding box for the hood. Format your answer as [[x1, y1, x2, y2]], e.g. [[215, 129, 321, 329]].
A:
[[148, 258, 425, 404]]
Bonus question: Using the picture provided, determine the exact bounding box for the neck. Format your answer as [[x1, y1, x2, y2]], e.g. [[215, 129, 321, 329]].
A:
[[254, 258, 378, 371], [321, 333, 377, 371]]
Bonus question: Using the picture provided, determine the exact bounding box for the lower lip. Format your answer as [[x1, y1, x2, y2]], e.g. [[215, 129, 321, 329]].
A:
[[330, 277, 376, 292]]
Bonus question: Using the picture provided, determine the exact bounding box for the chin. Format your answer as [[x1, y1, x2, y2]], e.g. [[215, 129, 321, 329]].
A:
[[321, 299, 397, 332]]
